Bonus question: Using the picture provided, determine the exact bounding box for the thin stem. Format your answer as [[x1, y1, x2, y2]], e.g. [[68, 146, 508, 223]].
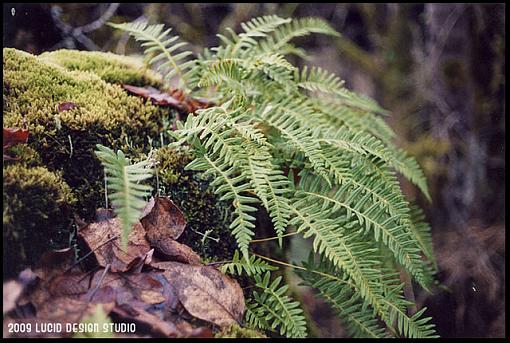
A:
[[251, 252, 352, 288], [86, 264, 111, 303], [103, 168, 108, 209], [250, 231, 299, 243], [64, 235, 118, 273], [206, 260, 230, 266]]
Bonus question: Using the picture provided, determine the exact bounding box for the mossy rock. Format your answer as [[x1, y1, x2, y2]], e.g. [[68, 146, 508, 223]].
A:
[[3, 47, 168, 277], [3, 47, 168, 220], [3, 164, 76, 278], [39, 49, 163, 87], [3, 47, 238, 278]]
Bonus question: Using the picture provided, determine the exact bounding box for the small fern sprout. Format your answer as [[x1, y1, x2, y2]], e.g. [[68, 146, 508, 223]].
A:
[[95, 144, 153, 248]]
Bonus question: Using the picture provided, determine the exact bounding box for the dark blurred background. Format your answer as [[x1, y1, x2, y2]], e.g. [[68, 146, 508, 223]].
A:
[[3, 3, 505, 338]]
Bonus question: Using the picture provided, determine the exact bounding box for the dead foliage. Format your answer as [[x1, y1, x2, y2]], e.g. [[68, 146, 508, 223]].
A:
[[3, 196, 244, 338]]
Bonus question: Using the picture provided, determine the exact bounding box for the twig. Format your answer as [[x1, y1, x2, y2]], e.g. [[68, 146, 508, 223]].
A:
[[63, 235, 118, 273], [50, 3, 120, 51], [86, 264, 111, 303], [80, 4, 120, 33]]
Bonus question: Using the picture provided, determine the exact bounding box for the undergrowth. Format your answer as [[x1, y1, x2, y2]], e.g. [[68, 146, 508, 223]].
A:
[[103, 15, 438, 338]]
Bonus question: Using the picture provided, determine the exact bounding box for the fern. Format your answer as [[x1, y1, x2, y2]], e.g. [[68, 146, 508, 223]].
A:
[[95, 144, 153, 248], [113, 15, 438, 338], [298, 256, 390, 338], [249, 272, 307, 338], [299, 255, 439, 338], [220, 250, 277, 276], [108, 21, 194, 87]]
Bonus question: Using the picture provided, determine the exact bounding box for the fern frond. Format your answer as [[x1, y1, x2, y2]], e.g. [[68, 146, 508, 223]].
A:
[[228, 16, 291, 56], [258, 103, 331, 186], [251, 272, 308, 338], [220, 250, 277, 276], [409, 205, 436, 268], [245, 300, 272, 331], [313, 98, 396, 145], [288, 202, 390, 316], [298, 256, 389, 338], [245, 52, 296, 87], [198, 59, 247, 90], [300, 256, 438, 338], [185, 145, 258, 258], [120, 15, 438, 338], [255, 17, 339, 55], [109, 21, 193, 84], [296, 173, 428, 289], [320, 127, 430, 199], [295, 66, 347, 96], [95, 144, 153, 248]]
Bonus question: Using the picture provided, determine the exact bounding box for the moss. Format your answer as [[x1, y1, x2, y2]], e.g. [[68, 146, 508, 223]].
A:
[[3, 164, 76, 278], [39, 49, 163, 87], [2, 47, 238, 281], [214, 325, 266, 338], [152, 146, 238, 262], [6, 145, 43, 168], [3, 47, 170, 220]]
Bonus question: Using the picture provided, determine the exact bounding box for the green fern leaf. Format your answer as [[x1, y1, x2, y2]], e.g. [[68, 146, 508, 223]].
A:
[[95, 145, 153, 248], [220, 250, 277, 276], [251, 272, 308, 338], [109, 21, 193, 85]]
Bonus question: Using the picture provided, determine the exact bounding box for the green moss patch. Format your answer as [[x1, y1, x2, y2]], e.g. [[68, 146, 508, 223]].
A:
[[39, 49, 163, 87], [3, 164, 76, 278]]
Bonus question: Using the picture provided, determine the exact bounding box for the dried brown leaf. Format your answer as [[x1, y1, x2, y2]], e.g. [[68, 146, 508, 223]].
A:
[[48, 269, 177, 315], [3, 127, 29, 150], [122, 84, 183, 109], [141, 196, 186, 241], [153, 261, 245, 328], [151, 239, 201, 265], [37, 297, 115, 323], [3, 127, 29, 160], [32, 248, 76, 281], [58, 101, 78, 112], [78, 217, 151, 272]]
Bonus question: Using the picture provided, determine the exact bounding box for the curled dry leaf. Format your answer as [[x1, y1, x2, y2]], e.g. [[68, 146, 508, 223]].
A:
[[140, 196, 187, 241], [78, 217, 151, 272], [58, 101, 78, 112], [127, 248, 154, 273], [112, 304, 213, 338], [3, 127, 29, 160], [122, 84, 182, 109], [140, 197, 200, 264], [37, 297, 115, 324], [151, 239, 201, 265], [3, 127, 29, 150], [113, 304, 181, 338], [166, 87, 214, 114], [122, 84, 213, 115], [153, 261, 245, 328], [48, 269, 177, 314]]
